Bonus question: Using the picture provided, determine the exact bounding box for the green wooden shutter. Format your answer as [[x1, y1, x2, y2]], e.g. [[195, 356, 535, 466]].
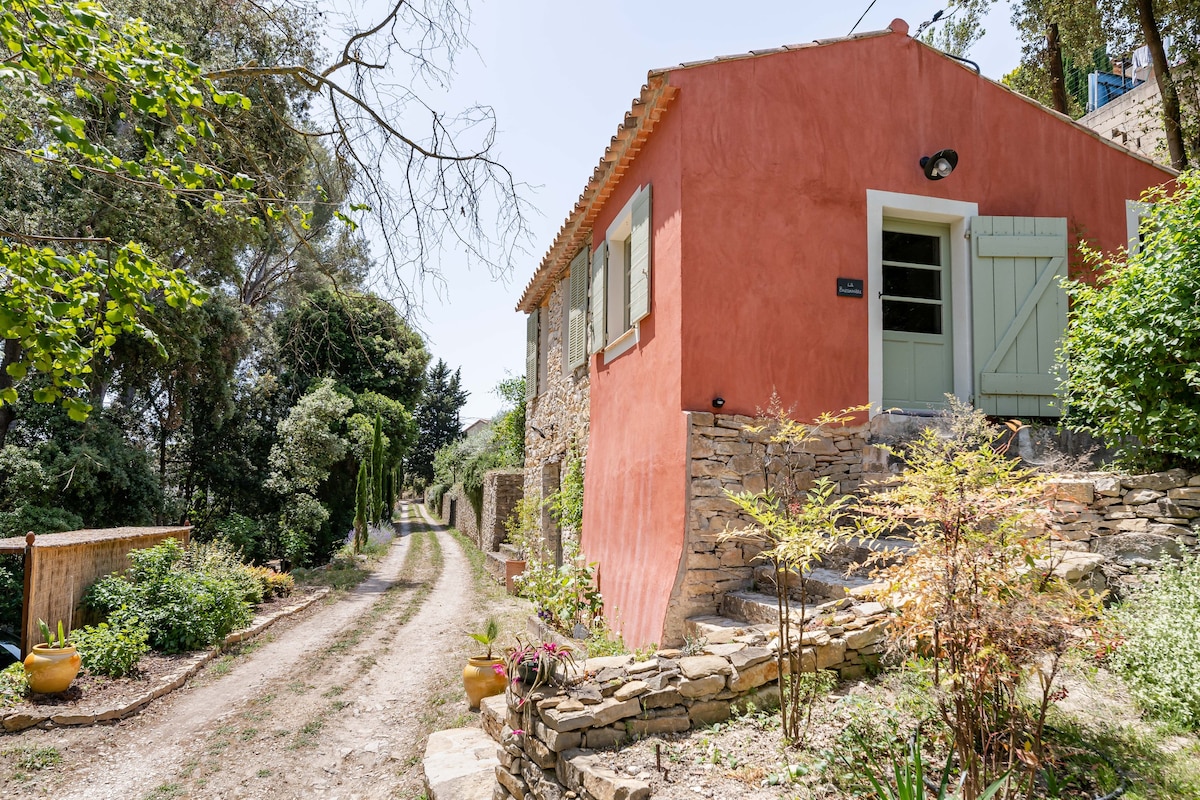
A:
[[567, 248, 589, 369], [629, 184, 652, 324], [525, 309, 538, 399], [970, 216, 1068, 417], [590, 242, 607, 354]]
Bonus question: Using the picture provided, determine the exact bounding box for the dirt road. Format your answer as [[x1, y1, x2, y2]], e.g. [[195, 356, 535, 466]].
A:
[[2, 502, 522, 800]]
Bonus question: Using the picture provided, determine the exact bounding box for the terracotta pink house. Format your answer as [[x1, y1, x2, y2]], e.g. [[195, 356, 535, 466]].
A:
[[517, 21, 1173, 648]]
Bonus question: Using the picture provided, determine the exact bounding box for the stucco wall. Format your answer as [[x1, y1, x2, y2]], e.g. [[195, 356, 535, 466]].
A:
[[670, 27, 1174, 425], [581, 97, 687, 650]]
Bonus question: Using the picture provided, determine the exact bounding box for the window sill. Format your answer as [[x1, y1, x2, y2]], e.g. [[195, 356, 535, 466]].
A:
[[603, 325, 639, 364]]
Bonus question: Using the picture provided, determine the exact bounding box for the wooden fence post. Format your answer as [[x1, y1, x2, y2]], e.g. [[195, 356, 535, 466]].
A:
[[21, 531, 35, 659]]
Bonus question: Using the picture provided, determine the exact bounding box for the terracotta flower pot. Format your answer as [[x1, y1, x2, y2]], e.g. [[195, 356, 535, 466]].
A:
[[462, 656, 507, 710], [23, 644, 82, 694]]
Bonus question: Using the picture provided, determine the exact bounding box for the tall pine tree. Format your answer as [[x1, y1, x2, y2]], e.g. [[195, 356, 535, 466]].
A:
[[408, 360, 469, 485]]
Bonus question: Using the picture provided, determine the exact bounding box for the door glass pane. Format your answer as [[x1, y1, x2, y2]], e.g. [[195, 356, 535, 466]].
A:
[[883, 300, 942, 334], [883, 231, 940, 266], [883, 265, 941, 300]]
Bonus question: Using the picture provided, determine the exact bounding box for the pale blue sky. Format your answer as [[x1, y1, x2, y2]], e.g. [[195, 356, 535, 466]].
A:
[[348, 1, 1025, 421]]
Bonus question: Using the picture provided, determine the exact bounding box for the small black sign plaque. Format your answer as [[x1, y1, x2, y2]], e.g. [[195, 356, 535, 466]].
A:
[[837, 277, 864, 298]]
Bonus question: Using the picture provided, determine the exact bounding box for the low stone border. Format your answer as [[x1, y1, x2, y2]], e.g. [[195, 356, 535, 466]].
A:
[[1, 587, 329, 733], [484, 619, 890, 800]]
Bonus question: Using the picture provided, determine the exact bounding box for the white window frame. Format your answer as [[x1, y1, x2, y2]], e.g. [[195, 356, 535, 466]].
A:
[[601, 186, 648, 364], [866, 190, 978, 416], [1126, 198, 1151, 254]]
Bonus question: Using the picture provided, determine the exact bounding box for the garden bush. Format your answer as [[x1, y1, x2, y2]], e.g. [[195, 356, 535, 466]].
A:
[[1109, 556, 1200, 729], [73, 608, 150, 678], [1060, 171, 1200, 469], [426, 483, 448, 515], [83, 538, 254, 653]]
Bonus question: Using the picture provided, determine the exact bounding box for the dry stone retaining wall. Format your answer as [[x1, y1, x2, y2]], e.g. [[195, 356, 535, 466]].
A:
[[663, 412, 873, 645], [439, 483, 480, 544], [487, 620, 888, 800], [482, 470, 524, 552], [1047, 469, 1200, 593]]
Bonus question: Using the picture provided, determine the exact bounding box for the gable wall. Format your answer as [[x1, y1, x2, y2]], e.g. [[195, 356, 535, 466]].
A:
[[671, 29, 1173, 426]]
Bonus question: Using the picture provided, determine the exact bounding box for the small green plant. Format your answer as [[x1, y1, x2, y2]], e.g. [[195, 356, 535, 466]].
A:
[[7, 745, 61, 772], [469, 618, 501, 659], [73, 608, 150, 678], [0, 662, 28, 706], [722, 399, 868, 744], [36, 619, 69, 649], [854, 729, 1010, 800], [1109, 555, 1200, 728], [83, 538, 254, 653], [546, 447, 584, 532]]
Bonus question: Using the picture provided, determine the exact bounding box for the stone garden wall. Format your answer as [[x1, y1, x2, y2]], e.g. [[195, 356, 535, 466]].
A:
[[439, 483, 480, 544], [523, 277, 591, 563], [662, 413, 874, 645], [1046, 469, 1200, 593], [486, 618, 888, 800], [482, 470, 525, 552]]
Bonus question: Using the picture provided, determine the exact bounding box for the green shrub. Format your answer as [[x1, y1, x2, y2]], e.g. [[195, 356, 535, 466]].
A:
[[1060, 172, 1200, 469], [206, 513, 270, 565], [83, 538, 254, 654], [0, 662, 27, 707], [515, 537, 603, 636], [426, 483, 448, 515], [1109, 556, 1200, 728], [0, 554, 21, 637], [73, 608, 150, 678]]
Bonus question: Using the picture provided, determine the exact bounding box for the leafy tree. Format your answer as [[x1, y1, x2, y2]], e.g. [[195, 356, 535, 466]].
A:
[[1059, 171, 1200, 468], [491, 375, 526, 469], [408, 359, 468, 485], [371, 413, 384, 523], [275, 289, 429, 407], [353, 458, 369, 553], [266, 377, 352, 563], [951, 0, 1198, 166]]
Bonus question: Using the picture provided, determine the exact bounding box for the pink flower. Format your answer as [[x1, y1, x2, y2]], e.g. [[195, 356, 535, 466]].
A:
[[492, 663, 507, 677], [511, 729, 525, 736]]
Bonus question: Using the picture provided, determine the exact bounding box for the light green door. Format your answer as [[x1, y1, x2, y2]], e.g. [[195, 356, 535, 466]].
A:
[[881, 220, 953, 411]]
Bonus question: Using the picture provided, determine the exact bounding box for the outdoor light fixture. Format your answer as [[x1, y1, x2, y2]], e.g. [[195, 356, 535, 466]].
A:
[[920, 149, 958, 180], [712, 397, 725, 409]]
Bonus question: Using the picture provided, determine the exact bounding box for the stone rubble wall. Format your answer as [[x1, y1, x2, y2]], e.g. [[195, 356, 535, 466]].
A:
[[663, 413, 873, 645], [487, 620, 888, 800], [1046, 469, 1200, 593], [524, 278, 590, 501], [482, 470, 525, 552], [439, 483, 480, 544]]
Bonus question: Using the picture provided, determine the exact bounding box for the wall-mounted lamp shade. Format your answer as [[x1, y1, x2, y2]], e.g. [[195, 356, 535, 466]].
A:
[[919, 149, 958, 180], [712, 397, 725, 409]]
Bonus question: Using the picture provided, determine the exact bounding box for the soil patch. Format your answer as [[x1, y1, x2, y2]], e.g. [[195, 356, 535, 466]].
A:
[[3, 588, 323, 722]]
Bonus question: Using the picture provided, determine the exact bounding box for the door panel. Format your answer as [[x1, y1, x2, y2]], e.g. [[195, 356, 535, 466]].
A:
[[881, 220, 953, 411]]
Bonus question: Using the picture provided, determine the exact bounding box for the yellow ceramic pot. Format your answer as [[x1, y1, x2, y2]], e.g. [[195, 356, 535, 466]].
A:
[[462, 656, 507, 710], [23, 645, 82, 694]]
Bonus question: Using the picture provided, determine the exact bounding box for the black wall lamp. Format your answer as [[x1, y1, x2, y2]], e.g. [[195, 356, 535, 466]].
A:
[[712, 397, 725, 409], [920, 149, 958, 180]]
